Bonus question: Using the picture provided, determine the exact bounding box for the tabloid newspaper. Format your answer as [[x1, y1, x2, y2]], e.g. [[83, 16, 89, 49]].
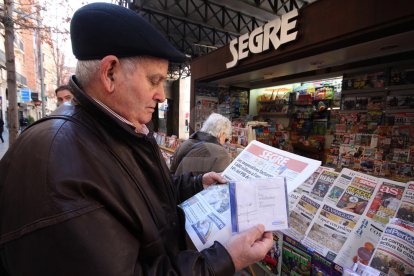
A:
[[368, 218, 414, 275], [301, 203, 360, 261], [179, 140, 321, 251], [221, 140, 321, 194], [365, 179, 406, 225], [395, 181, 414, 223], [282, 194, 322, 241], [325, 168, 379, 215], [309, 169, 340, 202], [297, 166, 327, 194]]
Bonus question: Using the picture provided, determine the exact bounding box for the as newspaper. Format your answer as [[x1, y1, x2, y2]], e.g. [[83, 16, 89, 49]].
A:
[[179, 140, 321, 251]]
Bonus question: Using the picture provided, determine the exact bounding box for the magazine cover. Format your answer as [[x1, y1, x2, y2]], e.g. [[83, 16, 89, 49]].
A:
[[281, 235, 312, 276], [365, 179, 406, 225], [258, 231, 283, 275], [368, 218, 414, 276]]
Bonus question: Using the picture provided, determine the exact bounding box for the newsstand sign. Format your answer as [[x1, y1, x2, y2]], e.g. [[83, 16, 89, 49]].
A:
[[226, 9, 299, 69]]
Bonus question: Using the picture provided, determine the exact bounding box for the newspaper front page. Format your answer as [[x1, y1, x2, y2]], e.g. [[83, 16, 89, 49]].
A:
[[222, 140, 321, 194], [395, 181, 414, 223], [335, 217, 384, 269], [302, 203, 360, 261], [365, 179, 406, 225], [282, 194, 322, 241], [368, 218, 414, 276], [309, 169, 340, 202]]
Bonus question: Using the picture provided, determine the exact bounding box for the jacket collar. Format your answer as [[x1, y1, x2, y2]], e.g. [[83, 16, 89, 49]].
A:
[[190, 131, 220, 145]]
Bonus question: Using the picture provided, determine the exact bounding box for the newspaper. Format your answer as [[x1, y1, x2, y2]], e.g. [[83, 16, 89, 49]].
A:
[[368, 218, 414, 276], [301, 203, 360, 261], [325, 168, 379, 215], [298, 166, 326, 193], [179, 184, 232, 251], [309, 169, 340, 202], [395, 181, 414, 223], [282, 194, 322, 241], [222, 140, 321, 194], [334, 217, 384, 269], [365, 179, 406, 225]]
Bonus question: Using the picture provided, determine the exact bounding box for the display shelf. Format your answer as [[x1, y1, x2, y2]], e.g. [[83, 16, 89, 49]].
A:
[[259, 112, 289, 116]]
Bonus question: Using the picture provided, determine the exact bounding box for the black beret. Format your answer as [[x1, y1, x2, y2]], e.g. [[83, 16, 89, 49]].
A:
[[70, 2, 187, 63]]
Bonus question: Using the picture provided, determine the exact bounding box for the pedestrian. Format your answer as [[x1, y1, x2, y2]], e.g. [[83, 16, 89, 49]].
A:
[[55, 84, 74, 107], [0, 117, 4, 143], [19, 116, 28, 131], [0, 3, 273, 276], [170, 113, 233, 175]]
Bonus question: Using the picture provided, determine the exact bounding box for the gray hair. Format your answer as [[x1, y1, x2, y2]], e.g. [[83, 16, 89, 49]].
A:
[[201, 113, 232, 139], [75, 57, 144, 87]]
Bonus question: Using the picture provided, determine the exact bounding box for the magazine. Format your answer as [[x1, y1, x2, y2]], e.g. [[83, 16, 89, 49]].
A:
[[229, 177, 289, 233], [368, 218, 414, 276], [222, 140, 321, 194]]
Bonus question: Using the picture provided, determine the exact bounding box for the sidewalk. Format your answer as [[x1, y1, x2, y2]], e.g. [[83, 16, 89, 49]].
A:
[[0, 128, 10, 160]]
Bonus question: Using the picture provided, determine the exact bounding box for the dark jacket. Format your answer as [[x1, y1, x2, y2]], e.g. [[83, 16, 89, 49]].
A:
[[170, 131, 232, 176], [0, 76, 234, 276]]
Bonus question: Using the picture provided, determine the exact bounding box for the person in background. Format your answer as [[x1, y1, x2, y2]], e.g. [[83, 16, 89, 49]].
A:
[[170, 113, 233, 176], [0, 3, 272, 276], [0, 117, 4, 143], [55, 84, 74, 107], [18, 116, 28, 131]]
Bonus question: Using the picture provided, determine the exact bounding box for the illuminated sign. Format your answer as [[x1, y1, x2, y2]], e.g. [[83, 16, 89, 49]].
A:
[[226, 9, 299, 69]]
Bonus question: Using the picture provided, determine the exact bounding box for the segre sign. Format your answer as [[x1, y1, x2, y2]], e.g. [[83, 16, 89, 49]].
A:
[[226, 9, 299, 69]]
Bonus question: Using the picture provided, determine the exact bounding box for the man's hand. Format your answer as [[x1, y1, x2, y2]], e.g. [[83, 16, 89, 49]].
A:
[[202, 172, 227, 189], [224, 224, 273, 272]]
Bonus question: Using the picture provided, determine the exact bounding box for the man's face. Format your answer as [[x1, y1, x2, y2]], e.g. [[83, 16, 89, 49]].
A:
[[113, 57, 168, 128], [56, 90, 74, 106]]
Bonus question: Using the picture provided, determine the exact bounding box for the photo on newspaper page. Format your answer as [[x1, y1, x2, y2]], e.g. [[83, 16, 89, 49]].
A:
[[222, 140, 321, 194]]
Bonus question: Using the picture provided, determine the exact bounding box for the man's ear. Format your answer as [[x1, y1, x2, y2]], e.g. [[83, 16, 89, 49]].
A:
[[100, 55, 119, 93]]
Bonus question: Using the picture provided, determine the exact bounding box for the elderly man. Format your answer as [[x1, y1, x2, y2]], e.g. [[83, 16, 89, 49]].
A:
[[0, 3, 272, 275]]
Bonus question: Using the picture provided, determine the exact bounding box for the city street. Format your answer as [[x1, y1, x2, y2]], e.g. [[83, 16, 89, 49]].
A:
[[0, 128, 9, 160]]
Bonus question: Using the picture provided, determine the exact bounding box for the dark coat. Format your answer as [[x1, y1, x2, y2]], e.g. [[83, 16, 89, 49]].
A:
[[0, 76, 234, 276], [170, 131, 232, 176]]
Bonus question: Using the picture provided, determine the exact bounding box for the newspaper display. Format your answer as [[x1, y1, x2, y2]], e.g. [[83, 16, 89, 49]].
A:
[[302, 203, 360, 261], [282, 194, 322, 241], [324, 169, 379, 215], [222, 140, 321, 194], [179, 184, 231, 251], [366, 179, 406, 225], [368, 218, 414, 276], [298, 166, 327, 193], [395, 181, 414, 223], [288, 191, 301, 213], [309, 169, 340, 202], [334, 217, 384, 269]]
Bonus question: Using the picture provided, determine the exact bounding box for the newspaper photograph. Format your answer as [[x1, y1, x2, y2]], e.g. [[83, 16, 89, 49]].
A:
[[335, 217, 384, 269], [325, 168, 378, 206], [282, 194, 322, 241], [298, 166, 327, 193], [302, 203, 360, 261], [310, 169, 340, 202], [179, 184, 231, 251], [222, 140, 321, 194], [395, 181, 414, 223], [366, 179, 406, 225], [369, 218, 414, 276]]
